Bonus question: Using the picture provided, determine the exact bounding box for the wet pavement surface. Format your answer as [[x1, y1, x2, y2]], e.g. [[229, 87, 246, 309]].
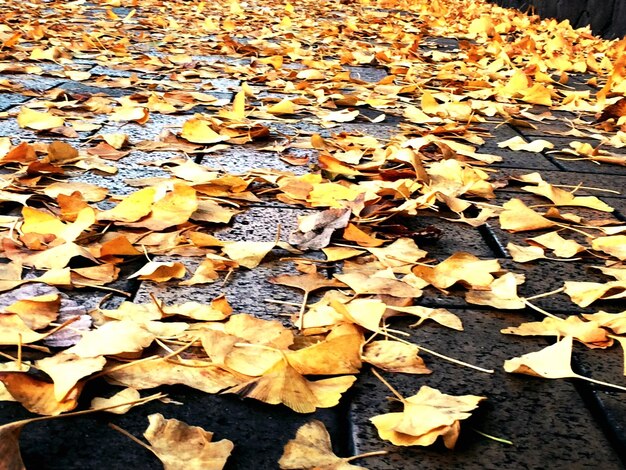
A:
[[0, 0, 625, 469]]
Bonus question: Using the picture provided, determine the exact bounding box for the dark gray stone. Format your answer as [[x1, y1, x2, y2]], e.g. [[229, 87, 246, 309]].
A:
[[0, 93, 28, 111], [349, 311, 624, 469]]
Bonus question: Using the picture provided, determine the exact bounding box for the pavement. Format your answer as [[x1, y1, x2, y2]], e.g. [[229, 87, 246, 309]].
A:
[[0, 0, 625, 469]]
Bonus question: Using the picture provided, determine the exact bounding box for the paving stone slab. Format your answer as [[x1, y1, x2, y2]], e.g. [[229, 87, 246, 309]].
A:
[[349, 311, 625, 469], [495, 167, 626, 198], [479, 123, 561, 170], [344, 66, 389, 83], [410, 256, 620, 313], [602, 197, 626, 220], [488, 192, 622, 251], [2, 382, 348, 470], [483, 144, 560, 170], [199, 145, 316, 175], [1, 74, 66, 93], [88, 65, 136, 78], [400, 213, 498, 259], [96, 114, 190, 143], [53, 81, 138, 99], [0, 93, 29, 111]]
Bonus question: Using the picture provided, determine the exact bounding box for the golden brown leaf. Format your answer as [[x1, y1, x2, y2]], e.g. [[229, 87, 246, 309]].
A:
[[362, 341, 431, 374], [279, 420, 367, 470], [142, 414, 234, 470], [0, 372, 82, 415], [370, 385, 485, 448]]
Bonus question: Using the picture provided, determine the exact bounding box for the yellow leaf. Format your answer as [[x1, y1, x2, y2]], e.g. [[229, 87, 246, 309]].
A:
[[267, 98, 296, 115], [17, 107, 64, 130], [370, 385, 485, 448], [181, 118, 229, 144], [497, 136, 554, 152]]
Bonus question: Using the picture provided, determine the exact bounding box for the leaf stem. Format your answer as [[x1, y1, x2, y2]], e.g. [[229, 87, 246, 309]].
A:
[[383, 331, 494, 374], [524, 287, 565, 301], [298, 291, 309, 330], [574, 374, 626, 392], [109, 423, 155, 454], [472, 428, 514, 445], [344, 450, 389, 462], [371, 367, 406, 403], [523, 300, 561, 320]]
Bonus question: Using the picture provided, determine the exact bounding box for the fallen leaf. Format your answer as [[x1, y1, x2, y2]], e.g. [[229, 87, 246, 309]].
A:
[[289, 208, 351, 250], [370, 385, 485, 448], [582, 310, 626, 334], [498, 136, 554, 152], [362, 341, 431, 374], [221, 241, 275, 269], [499, 199, 556, 232], [279, 420, 367, 469], [564, 280, 626, 307], [226, 358, 356, 413], [17, 107, 64, 130], [501, 316, 612, 348], [0, 372, 82, 415], [90, 387, 142, 414], [36, 353, 106, 400], [66, 320, 155, 358], [504, 336, 577, 379], [141, 413, 234, 470]]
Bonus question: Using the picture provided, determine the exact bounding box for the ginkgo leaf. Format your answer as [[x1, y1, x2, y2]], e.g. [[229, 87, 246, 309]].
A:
[[581, 311, 626, 334], [226, 358, 355, 413], [564, 281, 626, 307], [387, 305, 463, 330], [504, 336, 578, 379], [507, 242, 547, 262], [528, 232, 586, 258], [267, 98, 297, 115], [499, 199, 556, 232], [362, 341, 431, 374], [334, 272, 422, 297], [125, 184, 198, 231], [286, 324, 363, 375], [97, 188, 156, 222], [142, 414, 234, 470], [17, 107, 64, 130], [66, 320, 155, 358], [591, 236, 626, 260], [0, 418, 28, 469], [522, 182, 614, 212], [128, 261, 187, 282], [412, 252, 501, 290], [107, 358, 240, 393], [0, 372, 82, 415], [224, 314, 294, 349], [279, 420, 368, 470], [5, 293, 60, 330], [370, 385, 485, 448], [90, 387, 142, 414], [221, 241, 275, 269], [466, 272, 525, 310], [36, 354, 106, 400], [367, 238, 427, 274], [331, 298, 387, 332], [498, 136, 554, 152], [289, 208, 351, 250], [501, 316, 612, 348], [0, 314, 49, 345]]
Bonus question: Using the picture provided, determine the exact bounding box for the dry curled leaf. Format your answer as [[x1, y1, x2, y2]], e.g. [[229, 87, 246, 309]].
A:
[[142, 414, 234, 470], [279, 420, 368, 470]]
